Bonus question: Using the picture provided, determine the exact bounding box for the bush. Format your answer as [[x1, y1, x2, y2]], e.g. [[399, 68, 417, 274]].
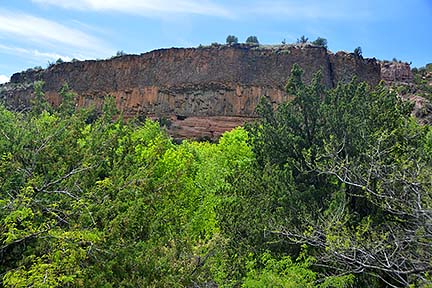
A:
[[245, 36, 259, 45], [311, 37, 327, 49], [116, 50, 126, 57], [226, 35, 238, 45], [296, 35, 308, 44], [354, 46, 362, 58]]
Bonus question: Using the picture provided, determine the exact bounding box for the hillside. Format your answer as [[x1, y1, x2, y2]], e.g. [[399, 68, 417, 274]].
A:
[[381, 61, 432, 124], [0, 44, 381, 139]]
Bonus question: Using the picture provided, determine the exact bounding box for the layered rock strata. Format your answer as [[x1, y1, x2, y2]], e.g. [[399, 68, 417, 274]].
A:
[[0, 44, 381, 138]]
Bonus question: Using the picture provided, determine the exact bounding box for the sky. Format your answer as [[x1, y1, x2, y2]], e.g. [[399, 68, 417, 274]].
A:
[[0, 0, 431, 84]]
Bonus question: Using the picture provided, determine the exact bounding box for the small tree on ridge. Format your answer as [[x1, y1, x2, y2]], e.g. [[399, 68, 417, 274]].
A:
[[246, 36, 259, 45], [226, 35, 238, 45]]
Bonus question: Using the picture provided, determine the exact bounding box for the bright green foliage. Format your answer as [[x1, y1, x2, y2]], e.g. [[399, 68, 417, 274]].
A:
[[58, 83, 77, 116], [0, 100, 102, 287], [1, 71, 431, 287], [3, 229, 100, 287], [243, 251, 354, 288], [0, 86, 260, 287], [30, 81, 50, 115], [243, 252, 317, 287]]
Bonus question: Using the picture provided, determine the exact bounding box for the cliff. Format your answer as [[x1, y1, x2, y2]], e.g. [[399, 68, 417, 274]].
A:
[[0, 44, 381, 139], [380, 61, 413, 84]]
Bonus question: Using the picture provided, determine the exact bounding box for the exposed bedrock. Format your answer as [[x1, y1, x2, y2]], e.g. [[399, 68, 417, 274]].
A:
[[1, 44, 382, 139]]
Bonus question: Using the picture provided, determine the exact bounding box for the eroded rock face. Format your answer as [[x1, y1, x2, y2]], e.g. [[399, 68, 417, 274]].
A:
[[380, 61, 413, 84], [402, 94, 432, 125], [0, 45, 381, 139]]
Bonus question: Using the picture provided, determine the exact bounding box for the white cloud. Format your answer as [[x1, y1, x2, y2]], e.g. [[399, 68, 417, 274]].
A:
[[33, 0, 374, 21], [0, 74, 9, 84], [32, 0, 231, 17], [0, 9, 112, 56], [0, 44, 73, 62]]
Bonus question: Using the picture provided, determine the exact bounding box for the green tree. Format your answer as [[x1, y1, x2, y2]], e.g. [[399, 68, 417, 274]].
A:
[[245, 36, 259, 45], [247, 64, 432, 286], [226, 35, 238, 45], [2, 69, 430, 287], [116, 50, 126, 57], [58, 83, 77, 116], [311, 37, 327, 49], [242, 251, 354, 288], [296, 35, 309, 44], [354, 46, 362, 57], [0, 103, 100, 287], [30, 81, 50, 116]]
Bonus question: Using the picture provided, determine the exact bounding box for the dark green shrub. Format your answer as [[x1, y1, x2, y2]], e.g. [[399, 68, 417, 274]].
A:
[[226, 35, 238, 45]]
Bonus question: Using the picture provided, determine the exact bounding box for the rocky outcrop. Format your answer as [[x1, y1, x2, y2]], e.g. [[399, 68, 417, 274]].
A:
[[380, 61, 413, 84], [0, 44, 381, 139], [396, 63, 432, 125], [402, 94, 432, 125], [330, 51, 380, 85]]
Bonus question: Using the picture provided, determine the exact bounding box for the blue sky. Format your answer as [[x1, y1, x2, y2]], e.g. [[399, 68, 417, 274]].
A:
[[0, 0, 431, 84]]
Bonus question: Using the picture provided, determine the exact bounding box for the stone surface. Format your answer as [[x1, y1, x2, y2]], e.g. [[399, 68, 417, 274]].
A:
[[0, 44, 382, 139], [380, 61, 414, 84], [401, 94, 432, 125]]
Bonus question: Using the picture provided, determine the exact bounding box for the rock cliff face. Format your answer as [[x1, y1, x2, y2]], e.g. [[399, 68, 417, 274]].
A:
[[0, 44, 381, 139], [380, 61, 413, 84]]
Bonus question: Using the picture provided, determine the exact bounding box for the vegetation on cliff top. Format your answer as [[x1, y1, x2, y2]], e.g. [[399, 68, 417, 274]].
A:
[[412, 63, 432, 101], [0, 66, 431, 287]]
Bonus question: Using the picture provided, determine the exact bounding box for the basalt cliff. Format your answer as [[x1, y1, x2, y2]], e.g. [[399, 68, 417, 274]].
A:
[[0, 44, 383, 139]]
